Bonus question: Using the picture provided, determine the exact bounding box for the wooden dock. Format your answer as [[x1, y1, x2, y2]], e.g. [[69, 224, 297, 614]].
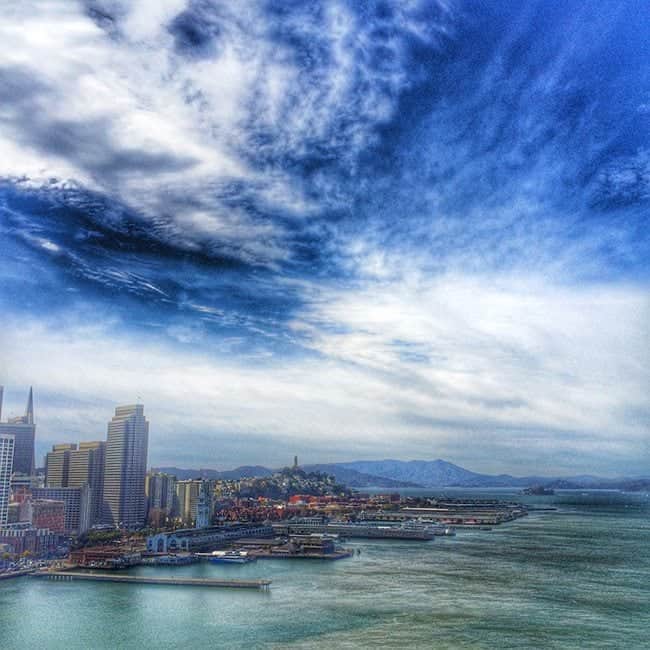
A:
[[33, 571, 271, 590]]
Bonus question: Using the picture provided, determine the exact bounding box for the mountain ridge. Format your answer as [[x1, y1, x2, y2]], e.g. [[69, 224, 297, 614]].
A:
[[152, 460, 650, 491], [339, 459, 650, 490]]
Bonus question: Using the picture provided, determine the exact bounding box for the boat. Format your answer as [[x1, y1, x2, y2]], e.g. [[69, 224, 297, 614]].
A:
[[276, 520, 437, 540], [523, 486, 555, 496], [400, 520, 455, 536], [142, 554, 196, 566], [208, 550, 256, 564]]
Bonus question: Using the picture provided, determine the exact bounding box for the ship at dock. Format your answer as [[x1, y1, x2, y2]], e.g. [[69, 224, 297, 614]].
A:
[[272, 518, 441, 540], [199, 550, 257, 564]]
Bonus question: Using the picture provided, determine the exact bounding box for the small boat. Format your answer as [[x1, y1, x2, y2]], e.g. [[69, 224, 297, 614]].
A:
[[523, 486, 555, 495], [208, 550, 256, 564]]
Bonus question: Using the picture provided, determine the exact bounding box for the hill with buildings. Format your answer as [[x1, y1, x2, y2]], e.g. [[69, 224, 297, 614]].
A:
[[153, 460, 650, 491], [154, 464, 418, 488]]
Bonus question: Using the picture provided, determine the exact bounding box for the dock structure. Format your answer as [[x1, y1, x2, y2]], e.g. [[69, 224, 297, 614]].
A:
[[32, 571, 271, 590], [0, 569, 36, 581], [272, 521, 437, 540]]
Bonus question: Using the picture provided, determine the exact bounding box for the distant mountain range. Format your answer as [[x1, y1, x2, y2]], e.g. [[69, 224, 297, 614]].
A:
[[153, 459, 650, 491], [153, 465, 274, 481], [337, 459, 650, 491], [299, 464, 420, 488], [153, 464, 416, 488]]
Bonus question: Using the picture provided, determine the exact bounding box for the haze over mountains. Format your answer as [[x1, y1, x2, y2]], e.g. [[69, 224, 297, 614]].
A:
[[155, 459, 650, 491]]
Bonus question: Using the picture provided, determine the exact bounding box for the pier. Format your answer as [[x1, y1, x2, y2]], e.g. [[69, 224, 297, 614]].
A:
[[32, 571, 271, 590], [0, 569, 36, 581]]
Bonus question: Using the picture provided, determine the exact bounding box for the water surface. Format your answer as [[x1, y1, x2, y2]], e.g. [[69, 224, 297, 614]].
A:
[[1, 489, 648, 649]]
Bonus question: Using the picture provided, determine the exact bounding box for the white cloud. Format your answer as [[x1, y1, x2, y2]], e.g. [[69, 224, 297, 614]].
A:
[[292, 272, 650, 455], [0, 0, 451, 265], [1, 271, 647, 475]]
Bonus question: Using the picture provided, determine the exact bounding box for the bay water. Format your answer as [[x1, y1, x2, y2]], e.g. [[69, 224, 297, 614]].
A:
[[1, 489, 648, 649]]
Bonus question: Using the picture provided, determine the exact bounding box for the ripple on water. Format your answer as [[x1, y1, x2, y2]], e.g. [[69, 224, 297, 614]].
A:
[[1, 491, 648, 649]]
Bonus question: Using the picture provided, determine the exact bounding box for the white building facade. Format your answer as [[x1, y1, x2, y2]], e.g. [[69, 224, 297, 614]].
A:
[[0, 434, 15, 526]]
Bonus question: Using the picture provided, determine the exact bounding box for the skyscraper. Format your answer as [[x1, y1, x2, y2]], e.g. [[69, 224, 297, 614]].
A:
[[46, 441, 106, 526], [0, 387, 36, 475], [69, 441, 105, 526], [145, 471, 177, 512], [45, 443, 76, 487], [102, 404, 149, 529], [145, 471, 177, 526], [175, 479, 202, 526], [0, 434, 15, 526]]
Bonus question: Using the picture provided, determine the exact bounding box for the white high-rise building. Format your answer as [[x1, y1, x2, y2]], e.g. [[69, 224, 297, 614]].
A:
[[102, 404, 149, 530], [0, 433, 15, 526]]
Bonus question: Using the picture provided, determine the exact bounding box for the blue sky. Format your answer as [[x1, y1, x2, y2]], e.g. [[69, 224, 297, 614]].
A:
[[0, 0, 648, 475]]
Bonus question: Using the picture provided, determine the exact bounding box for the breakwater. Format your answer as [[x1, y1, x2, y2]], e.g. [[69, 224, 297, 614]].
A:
[[32, 571, 271, 589], [0, 569, 35, 581]]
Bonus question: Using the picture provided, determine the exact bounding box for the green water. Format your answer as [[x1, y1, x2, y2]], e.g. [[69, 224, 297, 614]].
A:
[[1, 489, 649, 649]]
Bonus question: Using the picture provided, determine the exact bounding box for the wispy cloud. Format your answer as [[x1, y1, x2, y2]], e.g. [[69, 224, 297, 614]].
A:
[[3, 274, 648, 476], [0, 0, 452, 265]]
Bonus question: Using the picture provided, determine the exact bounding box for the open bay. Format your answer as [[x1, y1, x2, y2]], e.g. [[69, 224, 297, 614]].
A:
[[2, 489, 648, 649]]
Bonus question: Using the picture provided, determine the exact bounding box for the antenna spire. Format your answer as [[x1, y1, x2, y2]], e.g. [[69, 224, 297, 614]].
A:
[[25, 386, 34, 424]]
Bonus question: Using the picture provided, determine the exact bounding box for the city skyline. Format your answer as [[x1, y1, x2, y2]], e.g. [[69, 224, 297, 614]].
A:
[[0, 386, 644, 485], [0, 2, 648, 477]]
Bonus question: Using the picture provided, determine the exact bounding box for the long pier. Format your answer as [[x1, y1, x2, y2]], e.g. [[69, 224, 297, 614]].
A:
[[33, 571, 270, 590], [0, 569, 35, 581]]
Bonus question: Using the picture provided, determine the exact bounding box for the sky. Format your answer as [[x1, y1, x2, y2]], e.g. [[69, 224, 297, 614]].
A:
[[0, 0, 648, 476]]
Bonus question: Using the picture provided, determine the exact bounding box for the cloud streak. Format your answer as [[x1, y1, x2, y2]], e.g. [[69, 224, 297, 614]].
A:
[[2, 273, 648, 476]]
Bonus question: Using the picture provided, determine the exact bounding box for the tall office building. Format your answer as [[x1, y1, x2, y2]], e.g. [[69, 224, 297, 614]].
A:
[[176, 479, 202, 526], [0, 387, 36, 475], [0, 434, 15, 526], [145, 471, 177, 512], [45, 443, 76, 487], [69, 441, 105, 525], [145, 471, 177, 526], [46, 441, 106, 526], [102, 405, 149, 529]]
